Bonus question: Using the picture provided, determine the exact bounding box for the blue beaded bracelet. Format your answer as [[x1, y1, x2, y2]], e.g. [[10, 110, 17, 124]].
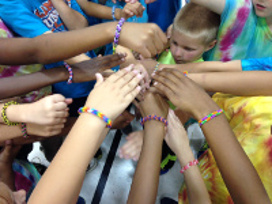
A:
[[112, 5, 117, 21]]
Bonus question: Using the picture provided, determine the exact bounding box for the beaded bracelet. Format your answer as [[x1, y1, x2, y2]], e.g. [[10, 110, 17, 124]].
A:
[[112, 5, 117, 21], [113, 18, 126, 54], [154, 62, 160, 72], [198, 109, 224, 127], [140, 114, 168, 127], [21, 123, 28, 138], [183, 71, 188, 76], [1, 101, 19, 126], [64, 62, 73, 84], [180, 159, 199, 174], [78, 107, 112, 128]]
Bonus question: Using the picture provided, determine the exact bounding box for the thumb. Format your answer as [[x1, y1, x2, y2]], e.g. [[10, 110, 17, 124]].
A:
[[95, 73, 104, 87], [65, 98, 73, 105]]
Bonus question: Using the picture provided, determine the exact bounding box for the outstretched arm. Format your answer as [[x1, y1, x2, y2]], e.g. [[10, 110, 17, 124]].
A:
[[0, 22, 166, 65], [28, 66, 143, 204], [153, 68, 271, 204], [127, 92, 168, 204]]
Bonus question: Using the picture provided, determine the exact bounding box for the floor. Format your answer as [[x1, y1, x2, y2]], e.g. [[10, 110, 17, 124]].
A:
[[28, 116, 205, 204]]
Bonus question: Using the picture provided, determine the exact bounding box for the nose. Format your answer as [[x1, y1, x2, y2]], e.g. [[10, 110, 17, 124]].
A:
[[173, 47, 184, 59]]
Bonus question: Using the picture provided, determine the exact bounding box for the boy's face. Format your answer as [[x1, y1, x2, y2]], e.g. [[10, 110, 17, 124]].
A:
[[253, 0, 272, 18], [170, 29, 208, 64]]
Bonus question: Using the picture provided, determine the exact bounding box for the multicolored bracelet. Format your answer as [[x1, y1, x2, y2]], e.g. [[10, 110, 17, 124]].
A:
[[78, 107, 112, 128], [183, 71, 188, 76], [64, 62, 73, 84], [113, 18, 126, 54], [198, 109, 224, 127], [180, 159, 199, 174], [154, 62, 160, 72], [1, 101, 19, 126], [112, 5, 117, 21], [140, 114, 168, 127], [21, 123, 28, 138]]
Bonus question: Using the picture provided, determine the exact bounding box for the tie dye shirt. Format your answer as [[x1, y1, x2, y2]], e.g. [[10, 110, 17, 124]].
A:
[[0, 19, 51, 102], [204, 0, 272, 62]]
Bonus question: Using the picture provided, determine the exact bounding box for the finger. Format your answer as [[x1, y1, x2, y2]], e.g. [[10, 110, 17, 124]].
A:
[[153, 81, 175, 100], [95, 73, 104, 87], [65, 98, 73, 105], [116, 68, 140, 87], [154, 25, 168, 49], [106, 64, 134, 83], [122, 73, 143, 96], [100, 53, 126, 65], [146, 38, 158, 57], [54, 110, 69, 118], [51, 94, 66, 103], [125, 85, 142, 104], [53, 101, 69, 111]]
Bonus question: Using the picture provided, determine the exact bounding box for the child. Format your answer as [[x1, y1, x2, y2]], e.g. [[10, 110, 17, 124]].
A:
[[119, 3, 220, 170], [146, 68, 271, 204]]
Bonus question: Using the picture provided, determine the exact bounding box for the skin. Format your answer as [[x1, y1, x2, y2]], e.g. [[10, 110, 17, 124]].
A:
[[27, 67, 143, 204], [152, 68, 271, 204], [170, 29, 216, 64], [127, 92, 168, 204], [0, 182, 26, 204]]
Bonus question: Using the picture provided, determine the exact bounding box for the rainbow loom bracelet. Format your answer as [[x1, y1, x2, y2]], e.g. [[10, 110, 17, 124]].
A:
[[140, 114, 168, 127], [64, 62, 73, 84], [21, 123, 28, 138], [180, 159, 199, 174], [183, 71, 188, 76], [1, 101, 19, 126], [113, 18, 126, 54], [112, 5, 117, 21], [198, 109, 224, 127], [154, 62, 160, 72], [78, 107, 112, 128]]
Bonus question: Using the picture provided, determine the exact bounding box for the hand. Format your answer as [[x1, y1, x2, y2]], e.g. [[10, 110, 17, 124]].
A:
[[135, 91, 169, 118], [27, 123, 65, 137], [120, 1, 145, 19], [72, 53, 126, 82], [0, 140, 21, 166], [152, 68, 219, 119], [111, 110, 135, 129], [164, 110, 189, 156], [84, 64, 143, 120], [139, 59, 158, 76], [119, 23, 167, 58], [23, 94, 71, 125]]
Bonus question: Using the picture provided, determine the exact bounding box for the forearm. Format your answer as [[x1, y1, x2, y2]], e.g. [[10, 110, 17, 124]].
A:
[[177, 147, 210, 204], [192, 102, 270, 204], [0, 22, 116, 65], [77, 0, 113, 19], [28, 114, 107, 204], [188, 71, 272, 96], [0, 68, 68, 100], [127, 121, 165, 204], [52, 0, 88, 30]]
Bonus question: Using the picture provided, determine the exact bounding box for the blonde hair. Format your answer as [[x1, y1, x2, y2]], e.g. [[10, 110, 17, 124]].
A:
[[173, 3, 220, 45]]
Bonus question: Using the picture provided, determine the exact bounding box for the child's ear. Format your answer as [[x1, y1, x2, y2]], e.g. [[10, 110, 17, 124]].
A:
[[205, 40, 217, 52]]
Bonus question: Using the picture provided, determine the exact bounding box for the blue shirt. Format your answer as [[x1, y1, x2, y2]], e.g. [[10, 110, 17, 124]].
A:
[[0, 0, 95, 98]]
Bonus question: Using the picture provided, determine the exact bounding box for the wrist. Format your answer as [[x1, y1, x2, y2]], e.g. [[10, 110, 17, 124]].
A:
[[177, 147, 195, 167], [191, 100, 220, 121], [115, 8, 122, 20]]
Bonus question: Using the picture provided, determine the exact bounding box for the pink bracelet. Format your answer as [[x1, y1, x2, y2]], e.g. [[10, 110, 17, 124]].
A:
[[180, 159, 199, 174], [140, 114, 168, 127], [64, 62, 73, 84]]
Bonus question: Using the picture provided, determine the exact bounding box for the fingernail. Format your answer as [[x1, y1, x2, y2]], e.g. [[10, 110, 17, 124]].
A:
[[154, 82, 158, 86]]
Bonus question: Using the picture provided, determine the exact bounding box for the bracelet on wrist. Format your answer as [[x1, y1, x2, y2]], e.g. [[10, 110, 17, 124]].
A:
[[1, 101, 19, 126], [180, 159, 199, 174], [21, 123, 28, 138], [198, 109, 224, 127], [64, 62, 73, 84], [78, 107, 112, 128], [112, 5, 117, 21], [154, 62, 160, 72], [113, 18, 126, 54], [140, 114, 168, 127]]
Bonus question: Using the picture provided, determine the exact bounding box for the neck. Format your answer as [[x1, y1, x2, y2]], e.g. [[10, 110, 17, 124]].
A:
[[266, 16, 272, 31]]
